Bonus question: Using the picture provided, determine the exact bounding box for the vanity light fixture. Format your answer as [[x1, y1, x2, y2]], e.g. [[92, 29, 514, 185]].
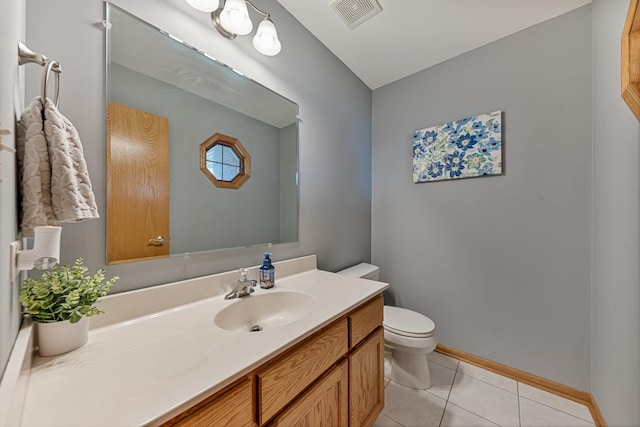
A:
[[185, 0, 282, 56], [185, 0, 220, 12]]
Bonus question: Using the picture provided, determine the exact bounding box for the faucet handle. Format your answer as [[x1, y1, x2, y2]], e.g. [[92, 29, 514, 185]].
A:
[[239, 268, 256, 287]]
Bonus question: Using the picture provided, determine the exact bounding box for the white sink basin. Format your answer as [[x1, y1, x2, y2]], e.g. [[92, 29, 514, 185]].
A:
[[214, 290, 316, 332]]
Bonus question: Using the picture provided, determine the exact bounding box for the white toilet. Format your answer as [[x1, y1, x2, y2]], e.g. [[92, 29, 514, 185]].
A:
[[338, 263, 437, 390]]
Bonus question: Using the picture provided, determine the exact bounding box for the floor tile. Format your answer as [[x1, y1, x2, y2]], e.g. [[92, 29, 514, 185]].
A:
[[520, 396, 595, 426], [382, 352, 598, 427], [448, 372, 520, 427], [429, 351, 460, 371], [457, 361, 518, 393], [373, 412, 403, 427], [518, 382, 594, 423], [425, 361, 456, 401], [440, 402, 501, 427], [384, 377, 390, 388], [383, 381, 447, 427]]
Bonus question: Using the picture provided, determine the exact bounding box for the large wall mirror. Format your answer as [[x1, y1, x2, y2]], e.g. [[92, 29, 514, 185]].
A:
[[105, 4, 299, 264]]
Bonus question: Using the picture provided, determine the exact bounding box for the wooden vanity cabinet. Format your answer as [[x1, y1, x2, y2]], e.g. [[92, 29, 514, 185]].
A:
[[162, 293, 384, 427]]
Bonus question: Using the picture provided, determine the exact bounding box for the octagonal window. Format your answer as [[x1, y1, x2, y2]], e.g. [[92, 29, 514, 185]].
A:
[[199, 133, 250, 189], [207, 144, 240, 181]]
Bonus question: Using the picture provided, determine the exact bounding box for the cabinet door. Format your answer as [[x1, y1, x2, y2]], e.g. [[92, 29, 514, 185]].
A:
[[268, 360, 348, 427], [163, 378, 253, 427], [349, 328, 384, 427]]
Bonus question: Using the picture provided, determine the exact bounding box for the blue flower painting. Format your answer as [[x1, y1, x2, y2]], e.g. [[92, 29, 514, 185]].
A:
[[412, 110, 502, 183]]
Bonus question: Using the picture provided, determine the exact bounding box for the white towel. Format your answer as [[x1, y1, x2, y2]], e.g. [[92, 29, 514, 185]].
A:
[[16, 98, 59, 236], [16, 97, 99, 237], [43, 98, 99, 223]]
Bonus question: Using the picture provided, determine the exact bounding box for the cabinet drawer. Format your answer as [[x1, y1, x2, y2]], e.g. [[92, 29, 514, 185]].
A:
[[163, 377, 253, 427], [257, 318, 348, 424], [267, 360, 348, 427], [348, 294, 383, 348]]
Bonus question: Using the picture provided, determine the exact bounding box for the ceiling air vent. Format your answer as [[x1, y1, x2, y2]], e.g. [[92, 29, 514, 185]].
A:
[[330, 0, 382, 30]]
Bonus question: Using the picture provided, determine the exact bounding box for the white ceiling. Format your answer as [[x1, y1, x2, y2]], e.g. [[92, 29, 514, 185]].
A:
[[277, 0, 592, 89]]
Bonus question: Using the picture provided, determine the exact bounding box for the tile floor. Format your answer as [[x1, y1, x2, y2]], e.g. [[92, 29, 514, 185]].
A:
[[374, 352, 595, 427]]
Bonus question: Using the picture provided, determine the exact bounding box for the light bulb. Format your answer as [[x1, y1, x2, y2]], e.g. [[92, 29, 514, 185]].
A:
[[219, 0, 253, 36], [253, 18, 281, 56], [185, 0, 219, 12]]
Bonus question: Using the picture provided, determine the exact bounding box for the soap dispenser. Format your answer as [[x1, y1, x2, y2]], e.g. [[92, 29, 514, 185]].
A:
[[260, 252, 275, 289]]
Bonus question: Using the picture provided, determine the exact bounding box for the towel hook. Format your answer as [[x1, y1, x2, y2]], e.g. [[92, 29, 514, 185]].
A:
[[41, 59, 61, 108]]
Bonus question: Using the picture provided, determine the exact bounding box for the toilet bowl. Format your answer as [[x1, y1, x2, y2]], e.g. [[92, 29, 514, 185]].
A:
[[337, 263, 437, 390], [384, 306, 437, 389]]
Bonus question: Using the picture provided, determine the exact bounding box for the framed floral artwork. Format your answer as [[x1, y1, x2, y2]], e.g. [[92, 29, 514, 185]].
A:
[[412, 110, 502, 182]]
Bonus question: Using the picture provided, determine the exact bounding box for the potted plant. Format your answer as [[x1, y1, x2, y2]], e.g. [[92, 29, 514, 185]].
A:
[[19, 258, 119, 356]]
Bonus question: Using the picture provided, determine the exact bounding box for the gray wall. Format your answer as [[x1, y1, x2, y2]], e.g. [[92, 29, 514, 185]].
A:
[[0, 0, 24, 379], [280, 122, 298, 243], [372, 6, 592, 390], [25, 0, 372, 293], [110, 63, 283, 253], [591, 0, 640, 424]]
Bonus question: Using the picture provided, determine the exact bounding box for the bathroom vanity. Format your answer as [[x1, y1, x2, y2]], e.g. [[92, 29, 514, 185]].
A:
[[16, 256, 388, 426], [165, 295, 384, 426]]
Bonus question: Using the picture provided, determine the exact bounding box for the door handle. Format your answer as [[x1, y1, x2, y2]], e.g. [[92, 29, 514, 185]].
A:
[[148, 236, 166, 246]]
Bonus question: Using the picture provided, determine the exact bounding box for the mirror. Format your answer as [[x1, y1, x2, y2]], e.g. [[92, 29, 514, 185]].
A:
[[105, 4, 299, 264]]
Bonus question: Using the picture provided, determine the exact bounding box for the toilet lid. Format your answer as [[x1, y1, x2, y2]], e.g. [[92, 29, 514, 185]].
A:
[[383, 306, 436, 338]]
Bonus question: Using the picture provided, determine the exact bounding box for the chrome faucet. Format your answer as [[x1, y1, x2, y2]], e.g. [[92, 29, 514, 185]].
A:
[[225, 268, 257, 300]]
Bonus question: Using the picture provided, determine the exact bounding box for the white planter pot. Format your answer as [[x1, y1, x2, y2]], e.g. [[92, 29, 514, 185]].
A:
[[36, 317, 89, 357]]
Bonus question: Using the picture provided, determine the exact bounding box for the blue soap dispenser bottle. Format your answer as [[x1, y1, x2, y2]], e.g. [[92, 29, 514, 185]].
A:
[[260, 252, 275, 289]]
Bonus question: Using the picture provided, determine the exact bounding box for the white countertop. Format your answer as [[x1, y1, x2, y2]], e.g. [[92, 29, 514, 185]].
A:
[[19, 265, 388, 426]]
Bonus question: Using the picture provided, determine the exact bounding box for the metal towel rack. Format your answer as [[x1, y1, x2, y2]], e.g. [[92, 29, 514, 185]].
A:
[[18, 41, 61, 107]]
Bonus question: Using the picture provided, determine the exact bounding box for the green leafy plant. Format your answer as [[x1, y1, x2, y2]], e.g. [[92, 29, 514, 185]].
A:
[[19, 258, 119, 323]]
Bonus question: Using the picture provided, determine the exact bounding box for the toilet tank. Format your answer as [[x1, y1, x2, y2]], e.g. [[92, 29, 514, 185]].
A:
[[337, 263, 380, 281]]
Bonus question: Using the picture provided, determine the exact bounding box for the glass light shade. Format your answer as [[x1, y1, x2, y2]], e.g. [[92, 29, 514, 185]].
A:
[[253, 18, 281, 56], [219, 0, 253, 36], [185, 0, 219, 12]]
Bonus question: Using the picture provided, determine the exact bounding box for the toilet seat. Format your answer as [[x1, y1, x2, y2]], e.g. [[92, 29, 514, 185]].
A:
[[385, 325, 435, 339], [384, 306, 436, 338]]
